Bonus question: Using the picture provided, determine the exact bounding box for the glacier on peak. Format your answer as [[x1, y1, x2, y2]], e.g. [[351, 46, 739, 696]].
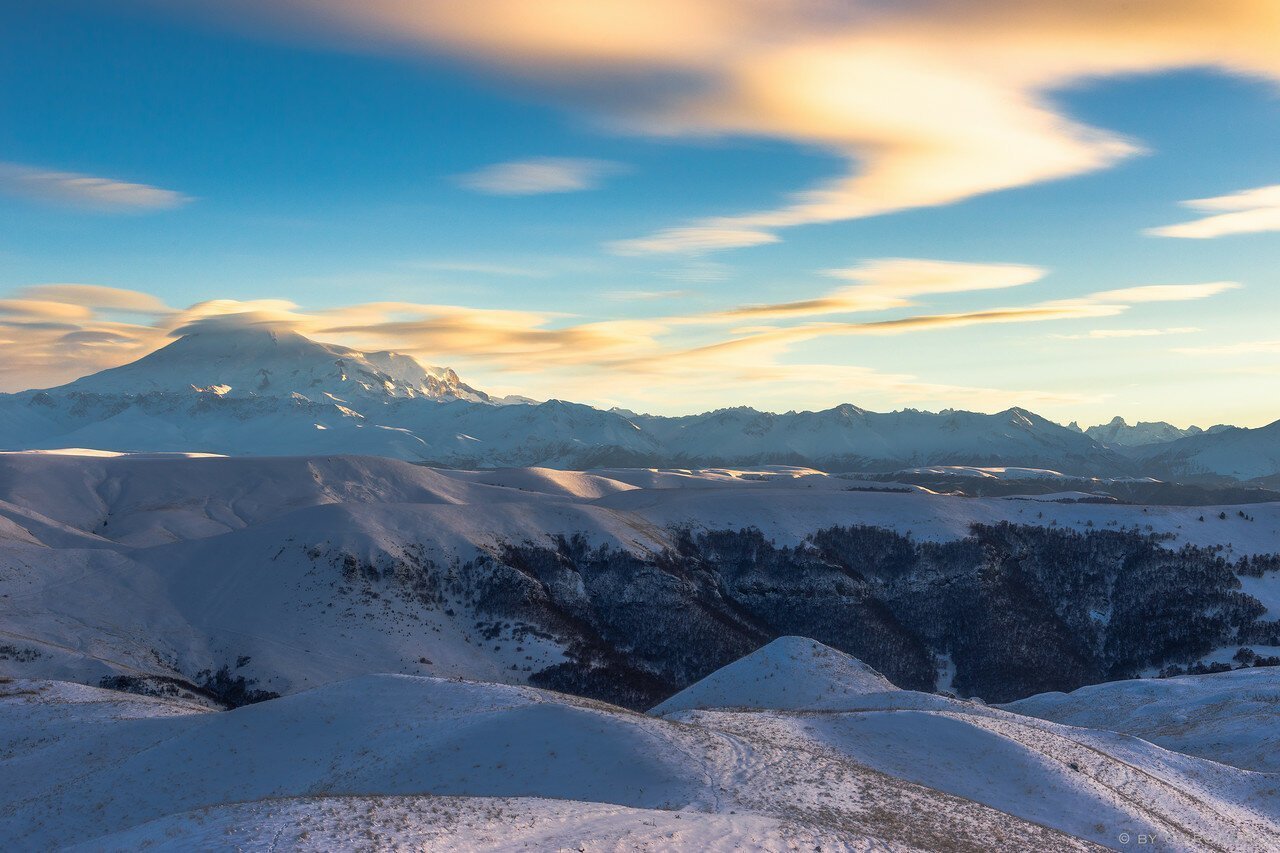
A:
[[52, 324, 493, 404]]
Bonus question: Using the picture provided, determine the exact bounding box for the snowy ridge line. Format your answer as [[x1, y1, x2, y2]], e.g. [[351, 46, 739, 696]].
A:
[[4, 325, 1278, 480]]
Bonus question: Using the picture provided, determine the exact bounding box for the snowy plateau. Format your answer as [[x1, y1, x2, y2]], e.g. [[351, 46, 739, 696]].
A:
[[2, 327, 1280, 850]]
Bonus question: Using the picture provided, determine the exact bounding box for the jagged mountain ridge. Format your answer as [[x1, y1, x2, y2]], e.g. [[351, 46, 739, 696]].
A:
[[0, 324, 1275, 479], [1132, 420, 1280, 482], [629, 404, 1119, 473], [1082, 415, 1232, 449]]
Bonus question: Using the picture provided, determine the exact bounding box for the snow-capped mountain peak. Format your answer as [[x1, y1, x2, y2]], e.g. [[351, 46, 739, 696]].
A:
[[55, 324, 492, 404], [1084, 415, 1206, 448]]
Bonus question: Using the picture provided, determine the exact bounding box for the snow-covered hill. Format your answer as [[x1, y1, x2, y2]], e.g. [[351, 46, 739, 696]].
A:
[[655, 640, 1280, 851], [2, 451, 1278, 712], [1002, 665, 1280, 773], [650, 636, 898, 714], [0, 672, 1094, 851], [6, 639, 1278, 850]]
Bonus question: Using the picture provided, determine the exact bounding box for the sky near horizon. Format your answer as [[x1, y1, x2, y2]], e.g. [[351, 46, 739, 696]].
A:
[[2, 1, 1279, 426]]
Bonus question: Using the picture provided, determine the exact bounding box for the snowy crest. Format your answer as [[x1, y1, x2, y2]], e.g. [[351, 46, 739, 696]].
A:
[[56, 321, 491, 404], [650, 637, 898, 715]]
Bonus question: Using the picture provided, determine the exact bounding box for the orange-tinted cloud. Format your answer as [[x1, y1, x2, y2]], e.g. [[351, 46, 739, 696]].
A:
[[140, 0, 1280, 251], [0, 274, 1240, 411], [0, 299, 95, 323], [1087, 282, 1241, 303], [1147, 184, 1280, 239], [710, 259, 1046, 321], [18, 284, 173, 313], [648, 281, 1237, 367]]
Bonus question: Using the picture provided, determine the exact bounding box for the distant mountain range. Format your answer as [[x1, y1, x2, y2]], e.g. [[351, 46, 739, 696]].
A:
[[0, 324, 1275, 481]]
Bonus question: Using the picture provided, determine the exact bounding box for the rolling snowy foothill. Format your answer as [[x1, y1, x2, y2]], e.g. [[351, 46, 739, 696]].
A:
[[3, 639, 1278, 851]]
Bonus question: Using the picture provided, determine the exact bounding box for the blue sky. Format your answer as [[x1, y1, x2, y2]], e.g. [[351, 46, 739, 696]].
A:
[[2, 0, 1279, 425]]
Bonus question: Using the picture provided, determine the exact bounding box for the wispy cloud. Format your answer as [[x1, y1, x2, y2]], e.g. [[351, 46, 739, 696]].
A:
[[668, 281, 1238, 357], [0, 299, 95, 322], [658, 260, 731, 284], [1055, 327, 1200, 340], [1147, 184, 1280, 239], [1088, 282, 1241, 303], [602, 290, 692, 301], [18, 284, 172, 313], [611, 227, 779, 255], [1175, 340, 1280, 356], [0, 162, 191, 212], [411, 260, 549, 278], [709, 259, 1046, 321], [0, 285, 181, 388], [457, 157, 625, 195]]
